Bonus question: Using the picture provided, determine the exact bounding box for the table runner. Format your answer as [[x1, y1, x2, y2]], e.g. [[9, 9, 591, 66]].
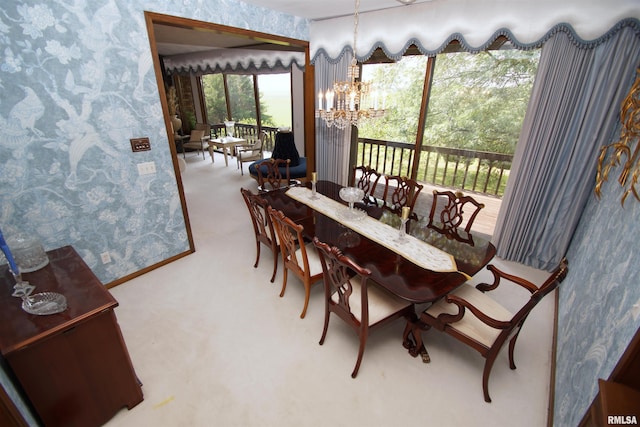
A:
[[286, 186, 459, 273]]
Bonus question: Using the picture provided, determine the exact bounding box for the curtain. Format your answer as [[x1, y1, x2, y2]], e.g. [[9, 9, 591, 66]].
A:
[[314, 52, 352, 185], [492, 26, 640, 271]]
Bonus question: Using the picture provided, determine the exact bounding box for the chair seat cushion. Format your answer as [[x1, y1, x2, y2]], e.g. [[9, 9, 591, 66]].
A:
[[295, 242, 323, 277], [249, 157, 307, 180], [332, 280, 411, 325], [424, 283, 513, 347]]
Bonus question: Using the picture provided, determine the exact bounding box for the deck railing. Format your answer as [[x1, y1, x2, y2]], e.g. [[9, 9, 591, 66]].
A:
[[357, 138, 513, 197], [206, 126, 512, 197]]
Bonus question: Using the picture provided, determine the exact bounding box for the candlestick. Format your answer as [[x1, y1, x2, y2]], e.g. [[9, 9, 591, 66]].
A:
[[401, 206, 410, 220], [311, 172, 317, 182]]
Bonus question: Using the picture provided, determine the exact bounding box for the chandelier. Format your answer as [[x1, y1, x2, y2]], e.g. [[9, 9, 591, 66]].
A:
[[315, 0, 386, 130]]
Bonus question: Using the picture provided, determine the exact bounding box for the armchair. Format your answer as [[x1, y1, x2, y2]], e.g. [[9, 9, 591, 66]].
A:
[[181, 129, 209, 160], [237, 131, 266, 175], [405, 258, 568, 402]]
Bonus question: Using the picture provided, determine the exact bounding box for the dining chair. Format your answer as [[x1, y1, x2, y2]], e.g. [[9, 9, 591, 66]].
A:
[[406, 258, 568, 402], [237, 131, 266, 175], [313, 238, 413, 378], [256, 158, 293, 192], [240, 188, 279, 282], [351, 165, 383, 206], [267, 207, 323, 319], [428, 190, 485, 241], [381, 175, 424, 219], [181, 129, 209, 159]]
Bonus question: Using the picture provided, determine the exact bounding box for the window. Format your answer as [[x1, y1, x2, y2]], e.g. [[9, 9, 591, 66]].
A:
[[201, 72, 292, 129], [257, 73, 292, 128], [201, 74, 227, 124], [226, 74, 257, 124], [355, 43, 540, 197]]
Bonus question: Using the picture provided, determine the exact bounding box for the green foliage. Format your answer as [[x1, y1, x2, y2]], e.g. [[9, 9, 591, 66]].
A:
[[201, 73, 274, 126], [356, 48, 540, 197], [359, 49, 540, 156]]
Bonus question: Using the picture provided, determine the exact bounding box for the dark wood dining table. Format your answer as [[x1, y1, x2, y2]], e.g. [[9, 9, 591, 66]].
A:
[[260, 180, 497, 305], [260, 180, 497, 362]]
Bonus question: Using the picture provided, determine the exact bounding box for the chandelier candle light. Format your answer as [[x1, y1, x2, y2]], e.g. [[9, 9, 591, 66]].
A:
[[315, 0, 386, 129]]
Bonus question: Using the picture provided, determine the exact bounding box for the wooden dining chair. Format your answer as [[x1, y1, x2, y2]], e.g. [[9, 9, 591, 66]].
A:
[[256, 158, 293, 192], [406, 258, 568, 402], [267, 207, 323, 318], [351, 165, 383, 206], [382, 175, 424, 219], [240, 188, 279, 283], [313, 238, 414, 378], [428, 190, 485, 241]]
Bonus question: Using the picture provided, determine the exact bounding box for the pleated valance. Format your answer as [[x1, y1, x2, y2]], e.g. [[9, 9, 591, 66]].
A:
[[164, 48, 305, 75], [310, 0, 640, 62]]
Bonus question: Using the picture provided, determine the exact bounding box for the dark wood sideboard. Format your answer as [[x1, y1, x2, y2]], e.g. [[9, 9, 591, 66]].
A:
[[0, 246, 143, 427]]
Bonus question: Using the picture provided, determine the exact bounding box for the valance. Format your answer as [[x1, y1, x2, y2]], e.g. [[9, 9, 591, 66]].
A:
[[164, 48, 305, 75], [310, 0, 640, 63]]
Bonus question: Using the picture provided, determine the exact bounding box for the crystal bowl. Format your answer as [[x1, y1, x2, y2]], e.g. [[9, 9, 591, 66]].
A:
[[339, 187, 365, 204]]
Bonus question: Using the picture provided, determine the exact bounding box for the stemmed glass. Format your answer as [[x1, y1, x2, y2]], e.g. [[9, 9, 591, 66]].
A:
[[339, 187, 365, 220]]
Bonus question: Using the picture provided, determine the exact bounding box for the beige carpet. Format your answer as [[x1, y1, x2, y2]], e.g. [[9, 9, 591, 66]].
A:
[[105, 151, 555, 427]]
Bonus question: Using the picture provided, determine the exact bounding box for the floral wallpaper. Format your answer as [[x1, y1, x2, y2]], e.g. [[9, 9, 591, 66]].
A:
[[0, 0, 308, 284], [1, 0, 639, 425], [554, 176, 640, 426]]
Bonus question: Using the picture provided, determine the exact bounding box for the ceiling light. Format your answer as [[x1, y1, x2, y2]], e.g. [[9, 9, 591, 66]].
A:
[[315, 0, 385, 129], [397, 0, 417, 5]]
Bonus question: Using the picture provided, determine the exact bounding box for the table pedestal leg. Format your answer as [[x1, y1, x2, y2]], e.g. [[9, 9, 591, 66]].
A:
[[402, 319, 431, 363]]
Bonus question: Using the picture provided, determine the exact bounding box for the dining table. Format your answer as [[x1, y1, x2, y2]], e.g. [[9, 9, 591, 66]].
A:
[[259, 180, 497, 360]]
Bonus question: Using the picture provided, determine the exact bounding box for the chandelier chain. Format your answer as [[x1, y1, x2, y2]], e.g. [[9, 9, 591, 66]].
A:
[[353, 0, 359, 57]]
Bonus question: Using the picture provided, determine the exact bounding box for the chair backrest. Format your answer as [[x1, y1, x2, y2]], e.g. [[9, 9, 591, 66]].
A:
[[189, 129, 206, 142], [351, 166, 382, 203], [313, 238, 372, 325], [267, 207, 310, 278], [509, 258, 568, 326], [240, 188, 276, 249], [428, 190, 485, 238], [257, 158, 291, 191], [382, 175, 423, 218]]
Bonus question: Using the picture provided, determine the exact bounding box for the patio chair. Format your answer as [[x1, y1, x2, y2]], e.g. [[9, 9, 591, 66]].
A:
[[181, 129, 209, 159], [237, 131, 266, 175]]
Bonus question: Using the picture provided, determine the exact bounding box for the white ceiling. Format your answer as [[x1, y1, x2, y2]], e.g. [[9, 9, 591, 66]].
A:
[[239, 0, 431, 20]]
